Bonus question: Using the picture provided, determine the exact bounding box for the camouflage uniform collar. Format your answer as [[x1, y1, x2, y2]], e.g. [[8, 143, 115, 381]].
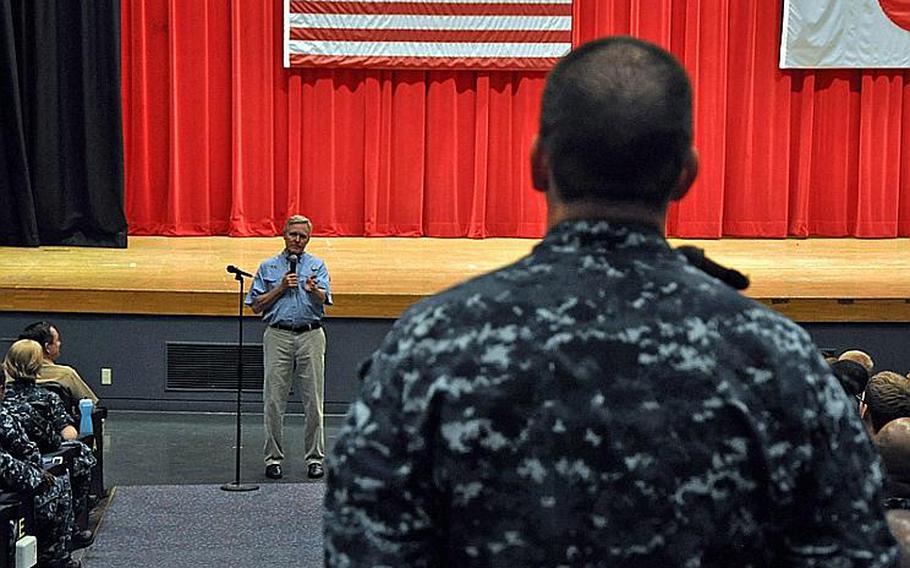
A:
[[538, 218, 669, 252]]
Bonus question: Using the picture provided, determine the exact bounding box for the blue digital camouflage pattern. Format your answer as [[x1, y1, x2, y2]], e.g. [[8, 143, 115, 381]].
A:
[[5, 379, 74, 434], [0, 409, 44, 491], [0, 406, 73, 566], [325, 219, 899, 568], [2, 396, 63, 453], [3, 381, 96, 526]]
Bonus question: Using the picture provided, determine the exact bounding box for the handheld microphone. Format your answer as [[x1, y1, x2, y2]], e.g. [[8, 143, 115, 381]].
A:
[[288, 254, 299, 274], [226, 265, 253, 278]]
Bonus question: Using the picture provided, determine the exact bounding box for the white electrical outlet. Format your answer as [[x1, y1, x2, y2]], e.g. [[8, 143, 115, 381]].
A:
[[101, 368, 112, 385]]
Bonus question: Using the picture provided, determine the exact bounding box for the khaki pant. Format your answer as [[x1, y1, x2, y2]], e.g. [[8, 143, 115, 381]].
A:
[[263, 326, 325, 466]]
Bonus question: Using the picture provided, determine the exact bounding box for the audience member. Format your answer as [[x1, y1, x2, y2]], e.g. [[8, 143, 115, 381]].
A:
[[832, 359, 872, 398], [887, 509, 910, 568], [841, 349, 876, 375], [874, 418, 910, 566], [875, 417, 910, 510], [862, 371, 910, 436], [3, 340, 96, 544], [324, 36, 898, 566], [18, 322, 99, 405], [821, 348, 840, 366], [2, 340, 83, 567]]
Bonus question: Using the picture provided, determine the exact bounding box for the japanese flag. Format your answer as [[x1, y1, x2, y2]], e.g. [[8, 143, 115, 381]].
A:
[[781, 0, 910, 68]]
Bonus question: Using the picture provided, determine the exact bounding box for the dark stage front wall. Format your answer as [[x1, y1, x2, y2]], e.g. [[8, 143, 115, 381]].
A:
[[1, 313, 909, 414], [0, 313, 393, 414]]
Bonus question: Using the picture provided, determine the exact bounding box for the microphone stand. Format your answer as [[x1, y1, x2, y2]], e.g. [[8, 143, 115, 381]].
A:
[[222, 267, 259, 492]]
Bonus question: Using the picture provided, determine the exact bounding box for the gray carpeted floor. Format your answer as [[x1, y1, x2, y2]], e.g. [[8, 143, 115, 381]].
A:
[[81, 483, 326, 568], [102, 411, 344, 486]]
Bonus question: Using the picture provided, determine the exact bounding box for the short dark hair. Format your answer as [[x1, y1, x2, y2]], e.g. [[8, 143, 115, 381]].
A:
[[539, 36, 693, 206], [19, 321, 54, 347], [865, 371, 910, 433], [830, 359, 870, 396]]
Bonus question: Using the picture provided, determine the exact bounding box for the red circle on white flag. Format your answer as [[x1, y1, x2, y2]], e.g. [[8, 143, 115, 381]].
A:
[[879, 0, 910, 31]]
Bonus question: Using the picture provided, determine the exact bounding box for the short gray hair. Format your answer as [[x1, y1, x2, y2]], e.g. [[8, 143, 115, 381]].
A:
[[284, 215, 313, 234]]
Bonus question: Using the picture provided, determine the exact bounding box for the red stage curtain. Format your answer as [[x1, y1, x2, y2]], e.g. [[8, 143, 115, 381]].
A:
[[121, 0, 910, 238]]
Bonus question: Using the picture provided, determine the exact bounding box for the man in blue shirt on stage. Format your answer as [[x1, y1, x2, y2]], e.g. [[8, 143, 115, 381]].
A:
[[247, 215, 332, 480]]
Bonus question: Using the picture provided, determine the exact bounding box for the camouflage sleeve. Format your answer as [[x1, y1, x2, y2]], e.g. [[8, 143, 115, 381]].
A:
[[731, 311, 899, 567], [20, 407, 63, 453], [46, 391, 75, 432], [325, 317, 442, 568], [3, 415, 42, 466], [0, 409, 43, 465], [777, 355, 898, 567], [0, 451, 43, 494]]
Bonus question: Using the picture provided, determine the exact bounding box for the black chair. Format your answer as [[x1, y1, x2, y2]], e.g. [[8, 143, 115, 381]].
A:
[[0, 492, 30, 568], [0, 462, 74, 568], [41, 445, 88, 530], [88, 406, 106, 503]]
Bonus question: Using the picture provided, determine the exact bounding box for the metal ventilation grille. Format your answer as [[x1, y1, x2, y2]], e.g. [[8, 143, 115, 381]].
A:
[[166, 342, 264, 391]]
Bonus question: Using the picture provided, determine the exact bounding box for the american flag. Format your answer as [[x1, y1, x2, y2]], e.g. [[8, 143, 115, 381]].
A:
[[283, 0, 573, 70]]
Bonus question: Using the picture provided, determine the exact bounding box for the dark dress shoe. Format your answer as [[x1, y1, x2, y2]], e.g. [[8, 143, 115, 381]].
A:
[[265, 464, 283, 479], [307, 463, 324, 479], [72, 529, 94, 549]]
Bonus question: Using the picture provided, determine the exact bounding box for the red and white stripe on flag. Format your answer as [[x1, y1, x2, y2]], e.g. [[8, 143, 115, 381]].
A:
[[780, 0, 910, 68], [283, 0, 573, 70]]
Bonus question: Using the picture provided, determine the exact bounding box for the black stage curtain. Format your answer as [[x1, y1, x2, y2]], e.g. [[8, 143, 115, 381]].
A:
[[0, 0, 126, 247]]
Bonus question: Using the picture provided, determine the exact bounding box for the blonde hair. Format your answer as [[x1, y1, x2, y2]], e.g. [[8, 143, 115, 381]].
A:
[[284, 215, 312, 235], [839, 349, 874, 374], [3, 339, 43, 382]]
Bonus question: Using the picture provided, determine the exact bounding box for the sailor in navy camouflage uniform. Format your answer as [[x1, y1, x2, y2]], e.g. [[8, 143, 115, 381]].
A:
[[0, 406, 75, 567], [2, 393, 95, 522], [325, 37, 899, 567], [2, 341, 76, 568]]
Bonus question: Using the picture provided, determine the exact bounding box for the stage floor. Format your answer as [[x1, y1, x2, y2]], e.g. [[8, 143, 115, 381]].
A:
[[2, 236, 910, 322]]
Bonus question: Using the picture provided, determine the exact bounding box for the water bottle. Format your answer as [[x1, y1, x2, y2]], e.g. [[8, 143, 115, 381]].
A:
[[79, 399, 94, 435]]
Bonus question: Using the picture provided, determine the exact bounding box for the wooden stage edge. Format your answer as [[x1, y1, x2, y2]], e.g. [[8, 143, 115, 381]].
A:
[[2, 236, 910, 323]]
